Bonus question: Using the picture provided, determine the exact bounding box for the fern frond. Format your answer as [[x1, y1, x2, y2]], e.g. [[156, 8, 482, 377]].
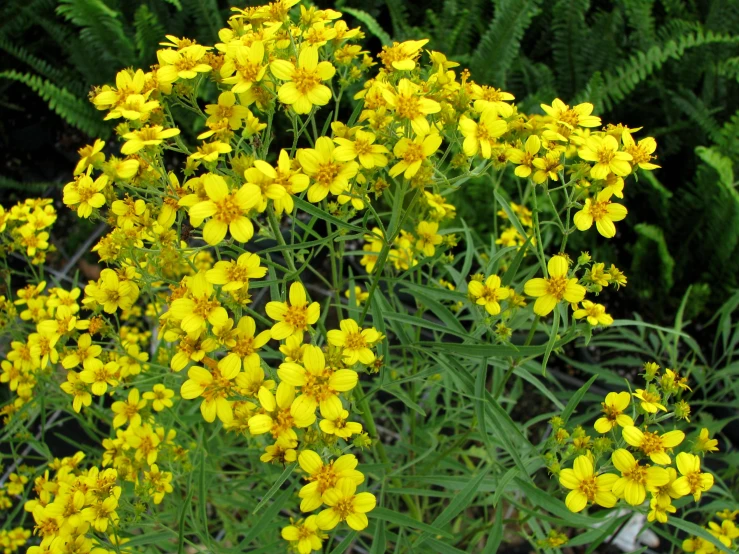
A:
[[133, 4, 165, 65], [551, 0, 590, 98], [669, 88, 724, 144], [385, 0, 411, 39], [470, 0, 542, 87], [0, 36, 84, 95], [0, 70, 109, 138], [181, 0, 222, 44], [343, 8, 391, 46], [56, 0, 136, 67], [589, 30, 739, 110], [631, 223, 676, 292], [0, 176, 57, 193], [717, 108, 739, 160], [621, 0, 657, 49]]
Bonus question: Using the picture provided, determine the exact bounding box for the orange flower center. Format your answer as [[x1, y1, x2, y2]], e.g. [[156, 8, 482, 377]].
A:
[[587, 199, 610, 221], [315, 161, 341, 187], [395, 93, 421, 121], [308, 462, 339, 493], [639, 431, 664, 456], [193, 295, 220, 319], [401, 142, 425, 164], [578, 475, 598, 501], [345, 331, 367, 350], [623, 463, 648, 485], [545, 275, 568, 300], [293, 68, 321, 94], [284, 305, 308, 330]]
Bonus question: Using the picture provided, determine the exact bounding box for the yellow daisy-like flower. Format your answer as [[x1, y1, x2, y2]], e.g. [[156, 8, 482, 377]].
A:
[[532, 151, 564, 184], [682, 536, 718, 554], [220, 316, 271, 374], [221, 41, 267, 93], [156, 44, 211, 83], [316, 478, 376, 531], [206, 252, 267, 291], [633, 388, 667, 413], [541, 98, 602, 129], [468, 274, 510, 316], [622, 131, 660, 171], [248, 382, 315, 440], [111, 388, 147, 428], [573, 300, 614, 326], [573, 188, 628, 238], [333, 129, 390, 169], [558, 454, 618, 512], [523, 255, 586, 316], [673, 452, 714, 501], [189, 141, 232, 163], [79, 360, 119, 396], [320, 408, 363, 439], [120, 125, 180, 155], [279, 344, 358, 419], [695, 428, 719, 454], [611, 448, 669, 506], [622, 426, 685, 465], [73, 139, 105, 175], [326, 320, 380, 366], [60, 371, 92, 413], [297, 450, 364, 512], [63, 171, 108, 218], [265, 282, 320, 340], [180, 365, 237, 424], [84, 268, 139, 314], [143, 384, 175, 412], [169, 272, 229, 334], [187, 173, 260, 245], [245, 160, 287, 212], [378, 39, 428, 71], [415, 220, 443, 257], [271, 149, 310, 215], [382, 79, 441, 135], [647, 496, 676, 523], [389, 133, 442, 179], [270, 46, 336, 114], [281, 515, 326, 554], [708, 520, 739, 547], [593, 391, 634, 433], [298, 137, 359, 203], [506, 135, 541, 178], [577, 134, 632, 180], [458, 110, 508, 159]]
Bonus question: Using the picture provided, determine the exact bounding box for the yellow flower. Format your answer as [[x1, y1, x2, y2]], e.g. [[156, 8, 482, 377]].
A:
[[297, 450, 364, 512], [541, 98, 601, 129], [333, 130, 390, 169], [326, 320, 380, 366], [143, 384, 175, 412], [189, 141, 232, 163], [708, 520, 739, 547], [611, 448, 669, 505], [121, 125, 180, 155], [633, 388, 667, 413], [622, 426, 685, 465], [84, 268, 140, 314], [647, 496, 676, 523], [79, 360, 119, 396], [524, 255, 586, 316], [382, 79, 441, 135], [62, 333, 102, 371], [144, 464, 174, 504], [281, 516, 326, 554], [261, 436, 298, 465], [245, 160, 288, 212], [180, 365, 237, 424], [298, 137, 359, 202], [316, 478, 376, 531], [622, 131, 660, 171], [695, 428, 719, 454], [344, 286, 369, 304], [415, 220, 443, 257], [558, 455, 618, 512], [111, 388, 146, 428], [320, 408, 363, 439], [63, 171, 108, 218], [573, 188, 628, 238], [248, 382, 315, 439], [468, 275, 510, 316], [156, 44, 212, 83], [573, 300, 614, 326], [389, 133, 442, 179], [378, 39, 428, 71], [652, 467, 685, 504], [74, 139, 105, 175], [271, 149, 310, 215], [206, 252, 267, 291], [458, 110, 508, 159], [682, 536, 717, 554], [81, 495, 118, 532], [220, 41, 267, 93], [220, 316, 272, 373], [266, 282, 320, 340], [424, 191, 456, 218], [270, 46, 335, 114], [169, 272, 228, 334], [187, 173, 260, 245], [594, 391, 634, 433], [673, 452, 714, 501], [506, 135, 541, 178], [577, 135, 632, 180], [60, 371, 92, 413], [532, 151, 564, 184], [278, 344, 358, 418]]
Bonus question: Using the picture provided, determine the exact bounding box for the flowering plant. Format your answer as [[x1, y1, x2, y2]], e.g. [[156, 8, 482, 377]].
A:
[[0, 1, 734, 553]]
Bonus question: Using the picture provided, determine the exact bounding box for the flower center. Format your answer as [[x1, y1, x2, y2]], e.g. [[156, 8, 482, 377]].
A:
[[272, 408, 295, 437], [640, 431, 664, 456], [559, 109, 579, 127], [309, 462, 339, 493], [214, 193, 244, 224], [597, 147, 615, 165], [401, 142, 425, 164], [395, 93, 421, 121], [284, 305, 308, 330], [334, 498, 354, 519], [345, 331, 367, 350], [354, 139, 372, 156], [293, 68, 321, 94], [578, 475, 598, 501], [545, 275, 568, 300], [193, 295, 220, 318], [624, 463, 648, 485], [315, 161, 341, 186], [588, 200, 609, 220], [232, 336, 255, 357]]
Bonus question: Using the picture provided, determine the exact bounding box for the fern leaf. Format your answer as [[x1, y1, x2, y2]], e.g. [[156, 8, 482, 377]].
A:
[[133, 4, 165, 65], [0, 70, 109, 138], [342, 8, 392, 46], [181, 0, 222, 44], [621, 0, 657, 49], [631, 223, 676, 292], [385, 0, 411, 39], [0, 176, 57, 193], [669, 89, 723, 144], [470, 0, 542, 87], [0, 36, 84, 95], [696, 146, 736, 189], [551, 0, 590, 98]]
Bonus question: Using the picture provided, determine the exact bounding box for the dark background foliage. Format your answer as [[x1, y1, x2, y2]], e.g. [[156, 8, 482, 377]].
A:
[[2, 0, 739, 330]]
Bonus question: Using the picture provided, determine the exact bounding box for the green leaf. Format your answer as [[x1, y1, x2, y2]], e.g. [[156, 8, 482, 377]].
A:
[[371, 507, 454, 538], [514, 479, 602, 526], [294, 196, 363, 233], [238, 484, 296, 546], [400, 286, 466, 335], [561, 374, 598, 423], [669, 516, 733, 553], [252, 462, 297, 514], [483, 507, 504, 553]]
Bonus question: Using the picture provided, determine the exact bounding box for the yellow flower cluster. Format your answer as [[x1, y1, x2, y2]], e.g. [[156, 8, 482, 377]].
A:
[[547, 362, 716, 525], [0, 199, 56, 264], [683, 511, 739, 553]]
